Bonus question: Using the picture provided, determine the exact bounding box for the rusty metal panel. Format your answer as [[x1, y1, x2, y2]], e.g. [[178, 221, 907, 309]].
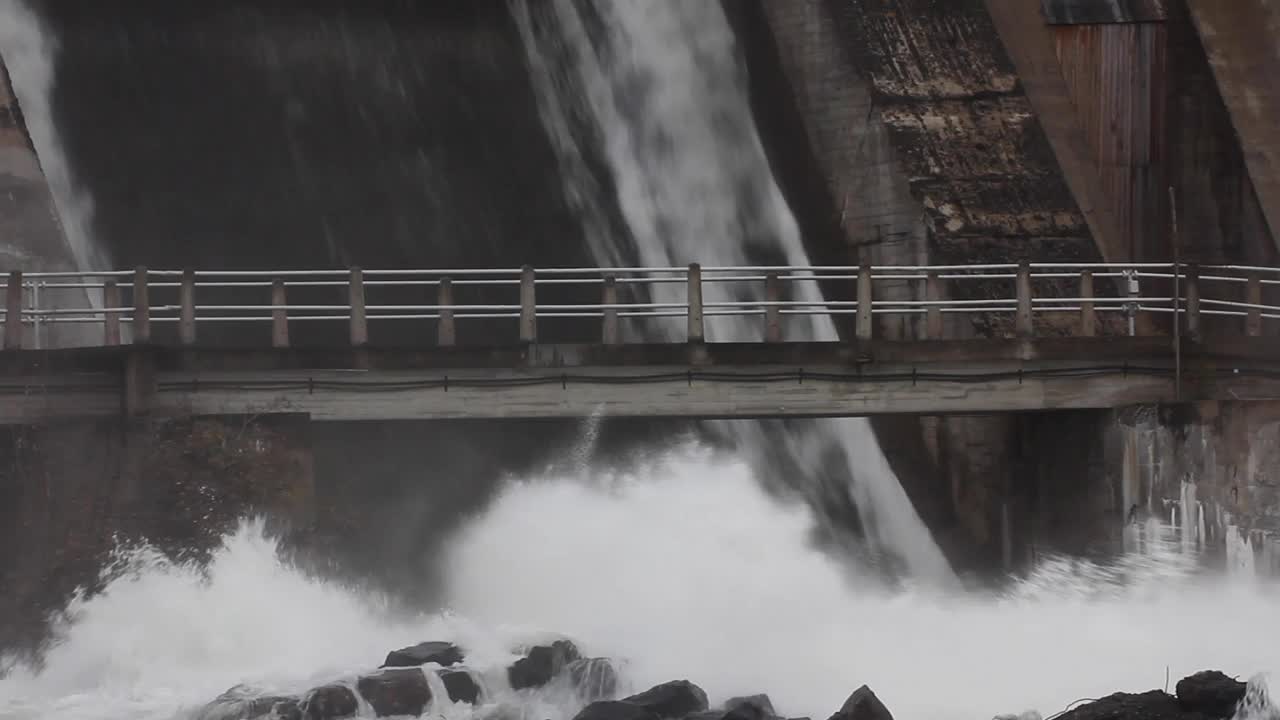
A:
[[1042, 0, 1167, 25], [1054, 22, 1167, 260]]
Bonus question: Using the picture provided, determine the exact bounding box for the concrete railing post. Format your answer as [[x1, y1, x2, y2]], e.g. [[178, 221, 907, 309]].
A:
[[1079, 270, 1096, 337], [4, 270, 22, 350], [1246, 272, 1263, 337], [519, 266, 537, 343], [925, 270, 943, 340], [437, 277, 455, 347], [179, 269, 196, 346], [1015, 261, 1033, 338], [349, 267, 367, 347], [132, 266, 151, 344], [686, 263, 704, 343], [764, 271, 782, 343], [103, 279, 121, 346], [271, 278, 289, 348], [1185, 264, 1201, 340], [856, 265, 873, 341], [602, 275, 620, 346]]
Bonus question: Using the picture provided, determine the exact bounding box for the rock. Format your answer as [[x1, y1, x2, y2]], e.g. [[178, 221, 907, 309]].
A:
[[439, 668, 481, 704], [1055, 691, 1190, 720], [622, 680, 710, 719], [356, 668, 432, 717], [725, 695, 777, 720], [301, 685, 358, 720], [509, 639, 582, 689], [197, 691, 301, 720], [828, 686, 892, 720], [568, 657, 620, 701], [383, 641, 464, 669], [1176, 671, 1248, 718], [573, 700, 662, 720]]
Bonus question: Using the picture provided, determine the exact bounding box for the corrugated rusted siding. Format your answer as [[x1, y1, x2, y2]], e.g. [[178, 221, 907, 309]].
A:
[[1054, 22, 1167, 261]]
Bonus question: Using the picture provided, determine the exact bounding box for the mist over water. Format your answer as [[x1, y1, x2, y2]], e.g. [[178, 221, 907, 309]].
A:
[[2, 443, 1278, 720]]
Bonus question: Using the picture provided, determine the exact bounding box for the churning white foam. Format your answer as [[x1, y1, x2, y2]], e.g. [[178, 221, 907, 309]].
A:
[[2, 441, 1277, 720]]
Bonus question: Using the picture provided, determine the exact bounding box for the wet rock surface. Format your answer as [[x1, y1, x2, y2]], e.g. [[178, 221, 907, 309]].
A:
[[356, 668, 432, 717], [1176, 670, 1248, 718], [827, 686, 892, 720], [439, 668, 482, 704], [300, 684, 358, 720], [622, 680, 710, 719], [509, 639, 582, 690], [200, 637, 1269, 720], [383, 640, 464, 669]]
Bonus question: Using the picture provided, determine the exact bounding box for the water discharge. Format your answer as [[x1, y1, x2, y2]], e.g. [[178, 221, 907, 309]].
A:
[[1, 444, 1277, 720], [513, 0, 952, 582]]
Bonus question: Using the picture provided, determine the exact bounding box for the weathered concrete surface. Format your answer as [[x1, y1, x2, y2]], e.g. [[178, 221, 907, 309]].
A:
[[0, 414, 314, 652], [1116, 401, 1280, 573], [1184, 0, 1280, 254]]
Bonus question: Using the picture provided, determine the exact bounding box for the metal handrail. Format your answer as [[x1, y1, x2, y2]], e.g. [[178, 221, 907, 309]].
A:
[[2, 262, 1278, 349]]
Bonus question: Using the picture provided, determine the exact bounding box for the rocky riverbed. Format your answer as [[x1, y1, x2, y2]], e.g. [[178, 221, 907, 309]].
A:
[[196, 636, 1272, 720]]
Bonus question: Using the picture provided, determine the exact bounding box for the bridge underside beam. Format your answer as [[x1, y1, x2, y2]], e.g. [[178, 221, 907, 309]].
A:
[[1, 338, 1274, 423]]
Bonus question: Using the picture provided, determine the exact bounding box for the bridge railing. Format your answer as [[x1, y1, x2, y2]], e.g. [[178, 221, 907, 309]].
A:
[[1, 263, 1277, 349]]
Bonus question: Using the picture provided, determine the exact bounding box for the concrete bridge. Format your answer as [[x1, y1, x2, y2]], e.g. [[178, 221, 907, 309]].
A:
[[2, 262, 1278, 423]]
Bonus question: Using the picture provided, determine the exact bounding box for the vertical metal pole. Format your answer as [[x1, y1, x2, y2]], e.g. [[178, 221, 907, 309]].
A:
[[349, 267, 368, 347], [28, 280, 40, 349], [602, 275, 620, 346], [271, 278, 289, 349], [1015, 261, 1034, 338], [519, 265, 537, 343], [856, 265, 873, 341], [4, 270, 23, 350], [925, 270, 943, 340], [1125, 269, 1139, 337], [764, 271, 782, 343], [1185, 264, 1201, 341], [687, 263, 704, 343], [1079, 270, 1096, 337], [1246, 272, 1263, 337], [179, 269, 197, 346], [103, 279, 121, 346], [437, 277, 456, 347], [132, 266, 151, 344]]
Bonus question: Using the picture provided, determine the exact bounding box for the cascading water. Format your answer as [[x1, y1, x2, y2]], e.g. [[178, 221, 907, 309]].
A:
[[0, 0, 112, 346], [512, 0, 953, 583]]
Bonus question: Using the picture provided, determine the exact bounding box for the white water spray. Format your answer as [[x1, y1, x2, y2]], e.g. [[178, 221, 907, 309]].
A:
[[2, 448, 1277, 720], [514, 0, 952, 582]]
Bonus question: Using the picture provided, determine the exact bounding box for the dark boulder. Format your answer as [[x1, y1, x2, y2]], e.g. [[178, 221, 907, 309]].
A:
[[622, 680, 710, 719], [827, 686, 892, 720], [509, 639, 582, 690], [1176, 671, 1248, 718], [197, 691, 301, 720], [439, 668, 482, 704], [383, 641, 464, 669], [573, 700, 662, 720], [725, 695, 777, 720], [568, 657, 620, 701], [1056, 691, 1195, 720], [356, 668, 432, 717], [301, 685, 358, 720]]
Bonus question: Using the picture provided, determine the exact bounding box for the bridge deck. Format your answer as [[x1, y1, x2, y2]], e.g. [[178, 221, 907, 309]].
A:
[[3, 338, 1277, 423]]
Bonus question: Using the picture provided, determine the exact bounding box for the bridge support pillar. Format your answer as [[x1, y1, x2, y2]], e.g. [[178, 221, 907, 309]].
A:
[[123, 348, 156, 418], [856, 265, 873, 340]]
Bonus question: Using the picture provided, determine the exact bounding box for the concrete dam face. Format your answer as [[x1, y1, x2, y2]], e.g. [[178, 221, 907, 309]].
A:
[[2, 2, 1280, 719]]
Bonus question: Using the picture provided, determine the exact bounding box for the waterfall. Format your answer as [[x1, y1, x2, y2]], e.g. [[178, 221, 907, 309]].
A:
[[514, 0, 954, 583]]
